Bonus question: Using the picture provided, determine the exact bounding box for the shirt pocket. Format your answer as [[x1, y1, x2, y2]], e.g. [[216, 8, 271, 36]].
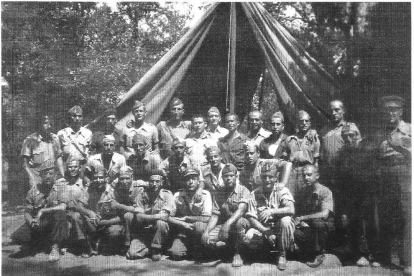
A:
[[32, 148, 45, 165]]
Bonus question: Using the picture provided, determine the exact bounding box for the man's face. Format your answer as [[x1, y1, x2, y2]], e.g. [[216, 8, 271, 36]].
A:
[[134, 142, 146, 156], [41, 168, 55, 186], [270, 117, 284, 135], [246, 148, 259, 165], [103, 141, 115, 155], [192, 117, 206, 134], [185, 175, 199, 191], [170, 104, 184, 120], [118, 175, 132, 191], [298, 114, 311, 133], [261, 174, 276, 191], [207, 150, 222, 168], [208, 113, 221, 127], [93, 173, 106, 190], [342, 131, 358, 148], [303, 166, 318, 186], [149, 177, 163, 192], [106, 115, 117, 128], [40, 118, 51, 133], [249, 112, 262, 131], [223, 172, 237, 189], [133, 106, 146, 122], [384, 103, 403, 124], [173, 143, 185, 158], [70, 113, 83, 127], [330, 101, 345, 123], [67, 162, 80, 178], [225, 115, 239, 132]]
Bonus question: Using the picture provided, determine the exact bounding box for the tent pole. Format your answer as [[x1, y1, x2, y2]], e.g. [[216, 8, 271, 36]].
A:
[[229, 2, 237, 113]]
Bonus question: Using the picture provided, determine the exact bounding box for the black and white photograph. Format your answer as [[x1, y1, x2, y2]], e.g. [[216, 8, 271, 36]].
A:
[[1, 2, 411, 275]]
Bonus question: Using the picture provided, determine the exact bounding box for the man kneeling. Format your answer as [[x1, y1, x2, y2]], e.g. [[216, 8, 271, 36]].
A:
[[245, 163, 295, 270]]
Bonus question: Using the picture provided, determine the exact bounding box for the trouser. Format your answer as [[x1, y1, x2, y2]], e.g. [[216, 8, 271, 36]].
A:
[[294, 218, 334, 255], [286, 166, 306, 198], [169, 221, 207, 259], [67, 210, 88, 241], [244, 216, 295, 253], [124, 212, 169, 255], [379, 164, 411, 265], [31, 210, 69, 246]]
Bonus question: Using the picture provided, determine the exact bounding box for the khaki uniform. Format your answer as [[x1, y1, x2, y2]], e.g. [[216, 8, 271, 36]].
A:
[[57, 127, 92, 164], [157, 120, 192, 159], [121, 122, 158, 160]]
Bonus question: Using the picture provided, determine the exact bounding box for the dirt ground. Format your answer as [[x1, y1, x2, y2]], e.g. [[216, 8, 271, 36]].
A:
[[2, 214, 405, 276]]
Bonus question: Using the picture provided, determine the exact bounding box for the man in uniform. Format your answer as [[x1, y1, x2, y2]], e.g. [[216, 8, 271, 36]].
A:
[[90, 108, 122, 155], [185, 114, 217, 167], [20, 160, 69, 261], [168, 168, 213, 261], [85, 135, 126, 187], [120, 100, 159, 161], [128, 133, 162, 181], [239, 142, 292, 192], [200, 163, 251, 267], [218, 114, 249, 171], [157, 98, 192, 159], [294, 164, 335, 268], [378, 95, 411, 274], [247, 110, 271, 146], [124, 172, 176, 261], [259, 111, 289, 160], [206, 106, 229, 142], [245, 163, 295, 270], [57, 106, 92, 168], [201, 147, 226, 192], [21, 115, 65, 187]]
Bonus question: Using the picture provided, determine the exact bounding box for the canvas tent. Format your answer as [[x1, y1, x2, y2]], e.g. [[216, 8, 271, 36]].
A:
[[115, 2, 340, 130]]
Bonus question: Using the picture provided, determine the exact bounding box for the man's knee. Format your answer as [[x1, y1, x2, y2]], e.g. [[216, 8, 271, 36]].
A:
[[124, 212, 134, 222], [236, 217, 250, 231], [280, 216, 293, 228], [155, 220, 169, 234], [68, 211, 82, 222], [170, 238, 187, 259]]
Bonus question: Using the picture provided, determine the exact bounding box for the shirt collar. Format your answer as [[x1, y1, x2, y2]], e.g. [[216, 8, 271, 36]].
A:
[[167, 120, 187, 128], [396, 120, 410, 135]]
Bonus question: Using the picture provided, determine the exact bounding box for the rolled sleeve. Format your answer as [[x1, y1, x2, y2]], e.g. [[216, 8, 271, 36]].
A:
[[245, 196, 259, 219], [320, 189, 334, 214], [161, 193, 176, 216], [201, 191, 213, 216]]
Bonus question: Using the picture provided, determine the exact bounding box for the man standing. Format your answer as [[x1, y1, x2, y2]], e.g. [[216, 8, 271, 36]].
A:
[[206, 106, 229, 142], [85, 135, 126, 187], [218, 114, 249, 171], [378, 95, 411, 274], [120, 100, 159, 161], [57, 106, 92, 167], [21, 115, 65, 187], [200, 164, 251, 267], [259, 112, 289, 160], [247, 110, 271, 146], [245, 163, 295, 271], [157, 98, 192, 159], [201, 147, 226, 192], [168, 168, 212, 261], [294, 165, 335, 268], [185, 114, 217, 167], [90, 108, 122, 155]]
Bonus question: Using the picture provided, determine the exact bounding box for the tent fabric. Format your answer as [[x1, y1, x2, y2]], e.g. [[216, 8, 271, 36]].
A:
[[115, 2, 339, 130]]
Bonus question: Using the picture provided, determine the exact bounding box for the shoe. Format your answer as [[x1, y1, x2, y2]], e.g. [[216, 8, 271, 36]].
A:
[[277, 253, 287, 271], [306, 254, 325, 268], [232, 253, 244, 267], [48, 244, 60, 262], [152, 249, 162, 261], [356, 256, 370, 267]]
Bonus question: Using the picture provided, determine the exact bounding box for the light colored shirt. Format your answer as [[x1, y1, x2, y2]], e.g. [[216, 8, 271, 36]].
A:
[[207, 125, 229, 142], [247, 127, 271, 147], [57, 126, 92, 163], [121, 122, 158, 160], [185, 131, 217, 167], [86, 152, 126, 182], [174, 189, 212, 217]]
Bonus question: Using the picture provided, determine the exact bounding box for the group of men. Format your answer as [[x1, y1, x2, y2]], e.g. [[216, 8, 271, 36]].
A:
[[18, 95, 411, 274]]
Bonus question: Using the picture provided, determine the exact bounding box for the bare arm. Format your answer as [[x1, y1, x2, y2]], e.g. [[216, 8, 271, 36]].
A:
[[247, 216, 269, 233], [297, 208, 330, 221]]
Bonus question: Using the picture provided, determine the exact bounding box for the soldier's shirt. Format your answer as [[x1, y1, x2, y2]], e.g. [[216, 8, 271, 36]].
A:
[[206, 125, 229, 142], [21, 132, 62, 166], [127, 151, 162, 181], [97, 184, 132, 217], [218, 132, 250, 170], [86, 152, 126, 182], [320, 121, 360, 166], [212, 184, 251, 220], [379, 120, 411, 163], [57, 126, 92, 162], [287, 129, 320, 165], [185, 131, 217, 167], [247, 186, 294, 222], [201, 163, 225, 191], [295, 183, 334, 217], [239, 158, 284, 190], [25, 185, 49, 217], [160, 154, 194, 191], [46, 178, 87, 208], [132, 188, 176, 216], [157, 120, 192, 158], [247, 127, 271, 147], [90, 128, 122, 154], [121, 122, 159, 158], [173, 189, 213, 217]]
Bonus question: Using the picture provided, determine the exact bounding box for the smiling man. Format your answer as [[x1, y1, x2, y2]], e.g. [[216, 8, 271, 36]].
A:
[[206, 106, 229, 142], [247, 110, 271, 146], [259, 111, 289, 160]]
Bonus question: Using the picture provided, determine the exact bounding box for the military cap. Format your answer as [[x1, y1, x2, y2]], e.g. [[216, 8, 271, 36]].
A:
[[207, 146, 221, 155], [208, 106, 220, 116], [103, 134, 116, 144], [172, 137, 186, 147], [150, 174, 163, 181], [39, 159, 55, 172], [261, 163, 277, 176], [132, 100, 145, 110], [68, 105, 83, 116], [104, 107, 117, 117], [119, 166, 133, 177], [222, 163, 238, 175], [379, 95, 405, 108], [170, 97, 183, 108], [184, 167, 200, 177], [132, 133, 148, 147]]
